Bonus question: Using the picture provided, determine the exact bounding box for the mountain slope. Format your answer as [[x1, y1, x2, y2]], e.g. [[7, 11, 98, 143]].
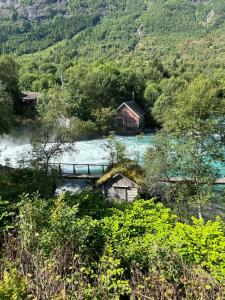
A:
[[1, 0, 225, 56]]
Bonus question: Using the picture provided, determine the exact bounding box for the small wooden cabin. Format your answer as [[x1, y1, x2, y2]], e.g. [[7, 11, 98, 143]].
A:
[[21, 91, 41, 106], [117, 101, 144, 129], [102, 173, 140, 202]]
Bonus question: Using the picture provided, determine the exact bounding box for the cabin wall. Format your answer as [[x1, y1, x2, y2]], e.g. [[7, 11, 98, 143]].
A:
[[127, 188, 139, 202], [117, 106, 140, 128], [104, 186, 138, 202], [103, 176, 139, 202], [112, 177, 134, 188]]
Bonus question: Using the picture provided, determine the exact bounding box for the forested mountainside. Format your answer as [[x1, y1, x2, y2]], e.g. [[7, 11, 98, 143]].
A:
[[1, 0, 225, 56], [1, 0, 225, 130]]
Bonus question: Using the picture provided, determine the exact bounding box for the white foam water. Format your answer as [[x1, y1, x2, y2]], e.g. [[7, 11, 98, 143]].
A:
[[0, 134, 153, 193], [0, 134, 153, 167]]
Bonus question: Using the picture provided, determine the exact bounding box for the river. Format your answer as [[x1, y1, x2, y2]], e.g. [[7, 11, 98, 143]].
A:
[[1, 133, 225, 196], [0, 134, 153, 167], [0, 134, 153, 193]]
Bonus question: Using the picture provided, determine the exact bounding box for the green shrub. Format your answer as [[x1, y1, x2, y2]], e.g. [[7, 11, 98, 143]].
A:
[[102, 199, 176, 265], [171, 217, 225, 280], [0, 269, 29, 300]]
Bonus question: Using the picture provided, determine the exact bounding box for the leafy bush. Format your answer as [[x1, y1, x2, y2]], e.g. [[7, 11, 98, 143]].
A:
[[1, 194, 225, 298], [102, 200, 175, 266], [0, 167, 58, 200], [0, 269, 29, 300], [171, 217, 225, 280]]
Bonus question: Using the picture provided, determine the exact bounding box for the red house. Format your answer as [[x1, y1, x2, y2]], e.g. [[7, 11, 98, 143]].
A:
[[117, 101, 145, 129]]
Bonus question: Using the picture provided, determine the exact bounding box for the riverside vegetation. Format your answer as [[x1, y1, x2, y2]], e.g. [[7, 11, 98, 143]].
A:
[[1, 55, 225, 299], [1, 0, 225, 298]]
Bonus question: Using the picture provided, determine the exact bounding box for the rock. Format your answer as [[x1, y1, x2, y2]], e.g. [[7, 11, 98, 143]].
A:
[[0, 0, 69, 20], [206, 10, 215, 23]]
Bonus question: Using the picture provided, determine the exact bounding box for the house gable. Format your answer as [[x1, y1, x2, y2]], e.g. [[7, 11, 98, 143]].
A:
[[110, 173, 140, 188], [117, 101, 144, 129], [117, 103, 140, 119], [102, 173, 140, 202]]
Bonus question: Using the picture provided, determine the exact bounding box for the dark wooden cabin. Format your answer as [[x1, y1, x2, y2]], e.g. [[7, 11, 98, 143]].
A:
[[117, 101, 144, 129], [102, 173, 140, 202], [21, 91, 41, 106]]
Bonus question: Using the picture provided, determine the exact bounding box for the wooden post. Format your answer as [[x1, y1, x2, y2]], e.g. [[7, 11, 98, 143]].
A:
[[102, 165, 105, 174], [88, 164, 90, 175], [93, 178, 96, 189], [59, 164, 62, 175], [73, 164, 76, 174]]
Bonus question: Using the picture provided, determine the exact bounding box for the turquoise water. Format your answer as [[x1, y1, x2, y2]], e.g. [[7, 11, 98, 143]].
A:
[[0, 134, 154, 167], [0, 134, 154, 194], [0, 133, 224, 177], [1, 133, 225, 195]]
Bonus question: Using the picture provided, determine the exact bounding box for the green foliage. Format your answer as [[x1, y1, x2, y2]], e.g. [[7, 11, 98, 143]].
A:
[[91, 107, 116, 135], [2, 194, 225, 298], [18, 194, 51, 252], [0, 269, 29, 300], [0, 56, 19, 98], [0, 199, 15, 232], [69, 117, 98, 139], [0, 55, 19, 116], [68, 190, 112, 219], [103, 133, 128, 166], [171, 217, 225, 280], [0, 82, 13, 135], [102, 199, 175, 266], [18, 193, 102, 259], [145, 74, 225, 217], [0, 15, 99, 55], [0, 167, 58, 200], [81, 254, 131, 299], [39, 195, 80, 254], [161, 74, 225, 136], [64, 62, 145, 122]]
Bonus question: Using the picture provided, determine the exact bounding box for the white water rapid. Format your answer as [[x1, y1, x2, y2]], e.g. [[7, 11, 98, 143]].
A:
[[0, 134, 153, 194], [0, 134, 153, 167]]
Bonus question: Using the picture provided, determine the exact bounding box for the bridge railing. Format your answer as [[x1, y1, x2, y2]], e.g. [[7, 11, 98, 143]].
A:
[[49, 163, 109, 176]]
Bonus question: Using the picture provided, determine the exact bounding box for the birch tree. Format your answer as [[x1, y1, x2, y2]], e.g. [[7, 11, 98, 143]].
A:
[[145, 74, 225, 218]]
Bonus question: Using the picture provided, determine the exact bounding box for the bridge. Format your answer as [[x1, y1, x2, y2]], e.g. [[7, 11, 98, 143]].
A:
[[159, 176, 225, 185], [49, 163, 109, 179], [49, 163, 225, 185]]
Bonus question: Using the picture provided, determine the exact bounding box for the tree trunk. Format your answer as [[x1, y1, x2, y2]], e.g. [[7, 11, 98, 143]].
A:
[[198, 203, 202, 219]]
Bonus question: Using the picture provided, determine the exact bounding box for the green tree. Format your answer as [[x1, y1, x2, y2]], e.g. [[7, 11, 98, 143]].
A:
[[103, 133, 128, 166], [0, 55, 19, 111], [91, 107, 116, 135], [152, 76, 187, 122], [146, 74, 225, 218], [0, 82, 12, 135], [27, 123, 75, 173]]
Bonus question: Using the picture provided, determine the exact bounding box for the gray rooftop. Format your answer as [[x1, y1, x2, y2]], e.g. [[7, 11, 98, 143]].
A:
[[118, 101, 145, 117]]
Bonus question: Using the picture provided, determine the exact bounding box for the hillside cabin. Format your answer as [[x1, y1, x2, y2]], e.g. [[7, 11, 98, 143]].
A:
[[21, 91, 41, 106], [117, 101, 144, 129], [102, 173, 140, 202]]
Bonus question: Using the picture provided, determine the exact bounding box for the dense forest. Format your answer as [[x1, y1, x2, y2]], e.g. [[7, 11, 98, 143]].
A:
[[1, 0, 225, 298], [1, 0, 225, 131]]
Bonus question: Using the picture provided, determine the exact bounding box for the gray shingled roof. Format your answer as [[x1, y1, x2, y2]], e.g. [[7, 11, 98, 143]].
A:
[[21, 91, 41, 102], [117, 101, 145, 118]]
